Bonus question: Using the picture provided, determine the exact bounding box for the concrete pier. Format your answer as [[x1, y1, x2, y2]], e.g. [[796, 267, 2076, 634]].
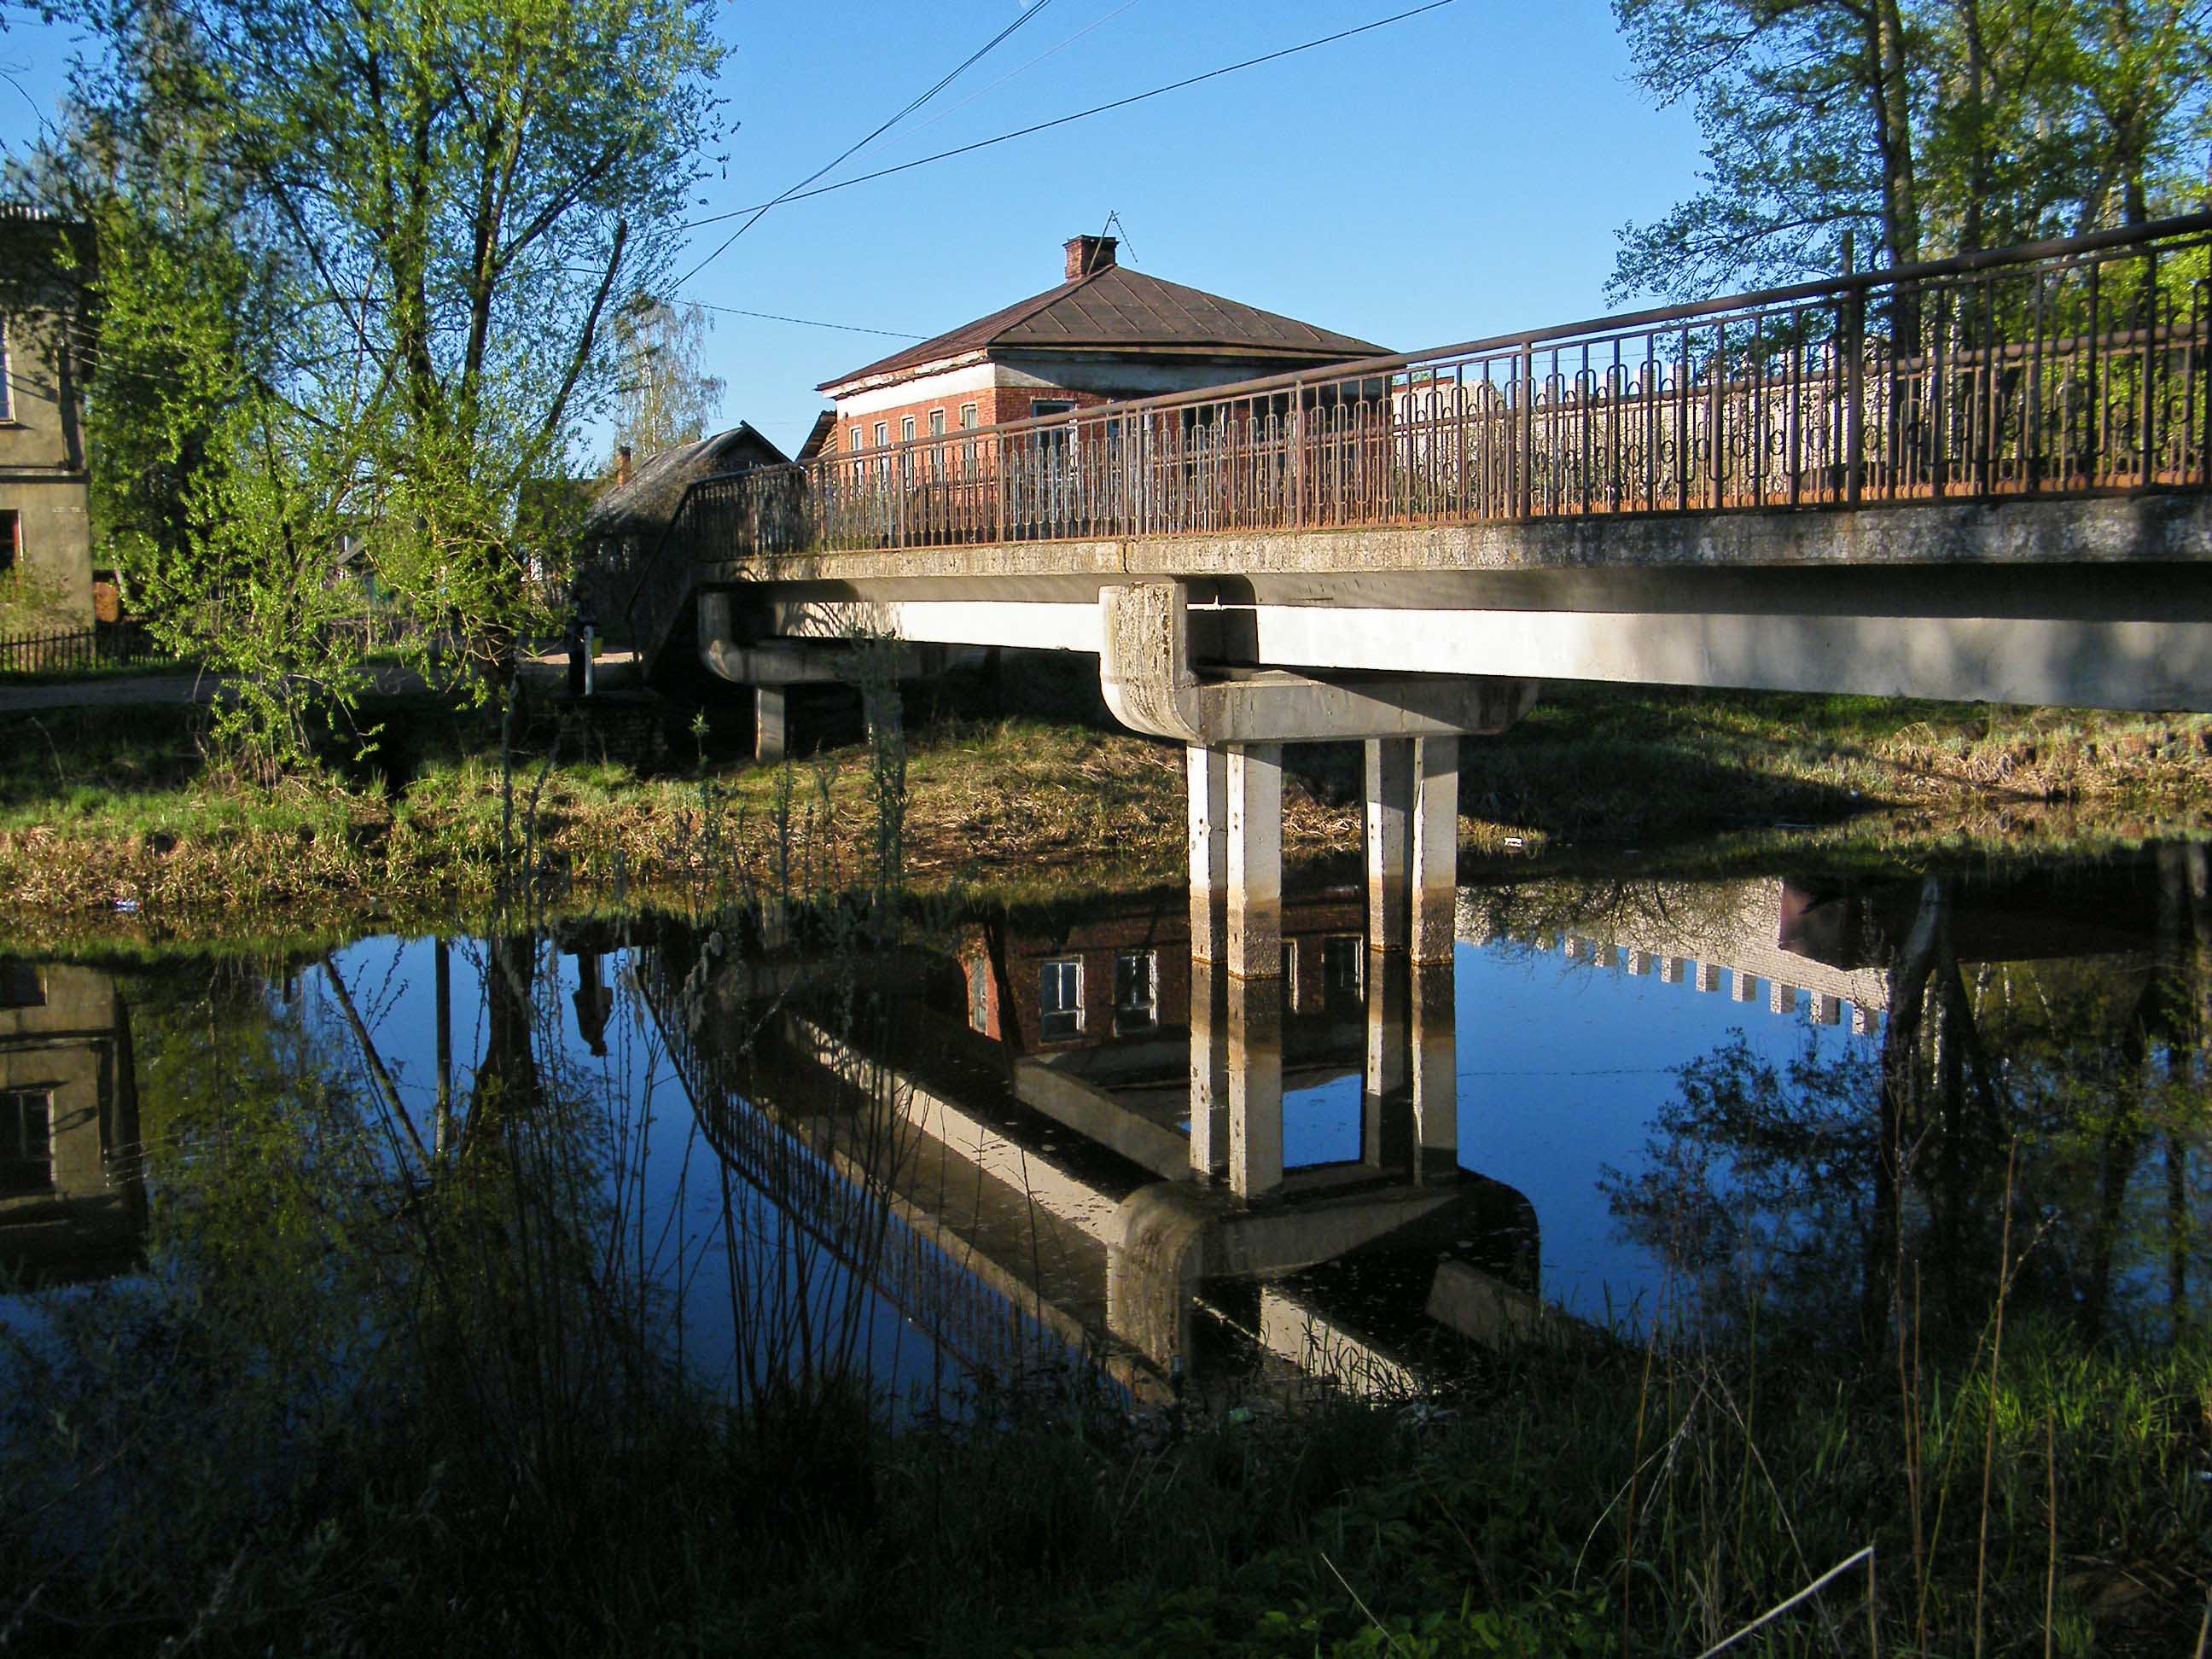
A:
[[1412, 736, 1458, 965], [1365, 739, 1412, 955], [1188, 959, 1229, 1178], [1412, 963, 1457, 1179], [1188, 746, 1228, 965], [755, 685, 788, 765], [1225, 743, 1283, 983], [1363, 949, 1411, 1172], [1225, 969, 1284, 1200]]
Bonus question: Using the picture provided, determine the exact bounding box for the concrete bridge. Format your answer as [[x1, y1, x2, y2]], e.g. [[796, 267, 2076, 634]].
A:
[[624, 217, 2212, 1004]]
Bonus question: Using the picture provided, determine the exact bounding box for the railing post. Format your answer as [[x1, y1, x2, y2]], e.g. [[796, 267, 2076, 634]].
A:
[[1291, 380, 1307, 529], [1516, 341, 1535, 519], [2142, 247, 2161, 486], [1843, 282, 1866, 506]]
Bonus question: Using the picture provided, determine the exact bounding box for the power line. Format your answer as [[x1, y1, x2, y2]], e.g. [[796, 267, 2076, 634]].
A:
[[685, 300, 923, 339], [672, 0, 1062, 289], [679, 0, 1459, 236], [894, 0, 1145, 143]]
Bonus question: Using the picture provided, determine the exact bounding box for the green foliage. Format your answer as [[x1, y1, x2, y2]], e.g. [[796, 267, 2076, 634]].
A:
[[39, 0, 726, 766], [1611, 0, 2212, 299], [608, 295, 725, 461]]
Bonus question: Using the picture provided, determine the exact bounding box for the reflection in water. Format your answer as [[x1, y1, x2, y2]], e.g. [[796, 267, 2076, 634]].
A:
[[0, 962, 145, 1287], [2, 842, 2204, 1412]]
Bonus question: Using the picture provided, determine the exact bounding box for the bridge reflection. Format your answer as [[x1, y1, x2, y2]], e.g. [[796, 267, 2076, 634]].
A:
[[642, 888, 1545, 1403]]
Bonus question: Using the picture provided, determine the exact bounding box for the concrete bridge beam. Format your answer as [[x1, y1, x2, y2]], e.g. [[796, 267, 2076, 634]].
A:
[[1098, 580, 1538, 746]]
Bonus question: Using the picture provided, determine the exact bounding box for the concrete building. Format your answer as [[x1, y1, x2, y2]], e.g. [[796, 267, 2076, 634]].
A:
[[813, 235, 1384, 464], [0, 207, 91, 626]]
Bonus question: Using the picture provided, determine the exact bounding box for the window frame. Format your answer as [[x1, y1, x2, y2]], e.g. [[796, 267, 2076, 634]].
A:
[[1039, 957, 1084, 1041]]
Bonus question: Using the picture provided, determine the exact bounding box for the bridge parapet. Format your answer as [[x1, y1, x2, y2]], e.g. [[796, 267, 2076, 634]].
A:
[[635, 212, 2212, 631]]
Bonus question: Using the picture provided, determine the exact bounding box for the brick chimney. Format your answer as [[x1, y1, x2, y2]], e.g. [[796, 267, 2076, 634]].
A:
[[616, 444, 632, 486], [1064, 234, 1117, 280]]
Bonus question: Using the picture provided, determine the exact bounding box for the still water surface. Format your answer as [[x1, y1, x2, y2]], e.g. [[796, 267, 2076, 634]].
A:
[[4, 842, 2206, 1405]]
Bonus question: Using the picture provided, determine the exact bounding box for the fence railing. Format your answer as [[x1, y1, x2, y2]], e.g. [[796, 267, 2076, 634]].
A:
[[0, 622, 174, 677], [641, 213, 2212, 605]]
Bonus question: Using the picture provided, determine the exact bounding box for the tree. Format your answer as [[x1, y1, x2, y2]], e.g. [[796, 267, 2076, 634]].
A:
[[608, 295, 725, 462], [1610, 0, 2212, 301], [45, 0, 724, 764]]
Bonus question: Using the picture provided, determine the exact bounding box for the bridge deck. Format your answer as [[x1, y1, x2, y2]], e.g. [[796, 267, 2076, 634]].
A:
[[624, 217, 2212, 713]]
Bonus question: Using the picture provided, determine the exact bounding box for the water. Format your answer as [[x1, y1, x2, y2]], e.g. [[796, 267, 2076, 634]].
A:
[[3, 842, 2207, 1410]]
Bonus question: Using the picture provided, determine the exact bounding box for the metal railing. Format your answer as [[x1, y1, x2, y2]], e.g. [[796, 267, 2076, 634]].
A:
[[628, 214, 2212, 656], [0, 621, 174, 676]]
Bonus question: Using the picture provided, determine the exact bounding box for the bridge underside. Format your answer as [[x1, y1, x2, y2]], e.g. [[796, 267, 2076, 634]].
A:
[[707, 493, 2212, 712]]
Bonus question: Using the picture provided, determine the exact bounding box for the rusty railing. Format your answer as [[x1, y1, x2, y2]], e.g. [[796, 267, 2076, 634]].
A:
[[637, 212, 2212, 642]]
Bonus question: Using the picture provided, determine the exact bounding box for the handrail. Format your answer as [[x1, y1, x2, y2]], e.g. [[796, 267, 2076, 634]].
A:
[[814, 209, 2212, 457], [613, 211, 2212, 645]]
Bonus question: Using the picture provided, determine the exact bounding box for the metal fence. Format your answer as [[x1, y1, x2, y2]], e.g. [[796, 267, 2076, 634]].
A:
[[627, 213, 2212, 659], [0, 622, 173, 676]]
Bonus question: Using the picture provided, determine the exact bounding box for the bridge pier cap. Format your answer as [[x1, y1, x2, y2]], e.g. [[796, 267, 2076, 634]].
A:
[[1098, 581, 1538, 746]]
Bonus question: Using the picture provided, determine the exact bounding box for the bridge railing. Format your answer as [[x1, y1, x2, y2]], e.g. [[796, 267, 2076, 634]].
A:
[[666, 212, 2212, 577]]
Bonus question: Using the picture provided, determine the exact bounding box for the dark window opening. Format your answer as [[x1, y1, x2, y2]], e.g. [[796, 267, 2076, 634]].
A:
[[0, 960, 43, 1009], [1322, 935, 1364, 1010], [1113, 949, 1157, 1034], [0, 1091, 53, 1196]]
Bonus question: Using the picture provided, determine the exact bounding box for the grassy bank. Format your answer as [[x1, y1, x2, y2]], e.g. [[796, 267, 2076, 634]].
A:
[[3, 660, 2210, 925]]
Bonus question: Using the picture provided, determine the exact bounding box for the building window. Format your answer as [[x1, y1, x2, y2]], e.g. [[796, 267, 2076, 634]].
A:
[[966, 957, 991, 1034], [0, 1091, 52, 1196], [959, 404, 978, 429], [0, 961, 42, 1009], [1322, 935, 1363, 1009], [900, 415, 915, 443], [1039, 958, 1083, 1041], [959, 404, 980, 476], [928, 409, 946, 436], [850, 425, 864, 454], [0, 510, 15, 579], [1113, 949, 1157, 1034], [873, 421, 888, 449], [0, 316, 13, 422], [1031, 399, 1075, 420]]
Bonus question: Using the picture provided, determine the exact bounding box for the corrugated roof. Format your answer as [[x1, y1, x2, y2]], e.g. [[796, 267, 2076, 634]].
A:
[[819, 264, 1386, 392]]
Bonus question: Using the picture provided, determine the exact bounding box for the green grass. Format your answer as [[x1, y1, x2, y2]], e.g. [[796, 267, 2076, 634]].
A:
[[3, 661, 2210, 925]]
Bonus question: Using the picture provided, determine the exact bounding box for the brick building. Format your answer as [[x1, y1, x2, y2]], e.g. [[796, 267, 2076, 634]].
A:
[[815, 235, 1384, 463]]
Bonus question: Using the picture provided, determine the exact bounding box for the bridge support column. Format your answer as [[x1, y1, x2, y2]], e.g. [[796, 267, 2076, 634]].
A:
[[1363, 948, 1410, 1172], [1226, 969, 1284, 1201], [1188, 746, 1228, 965], [1365, 739, 1412, 955], [755, 686, 789, 765], [1412, 737, 1459, 966], [1188, 959, 1229, 1179], [1226, 743, 1283, 984], [1412, 963, 1458, 1180]]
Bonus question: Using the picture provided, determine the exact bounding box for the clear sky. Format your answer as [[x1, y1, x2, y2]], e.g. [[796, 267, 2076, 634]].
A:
[[0, 0, 1710, 461]]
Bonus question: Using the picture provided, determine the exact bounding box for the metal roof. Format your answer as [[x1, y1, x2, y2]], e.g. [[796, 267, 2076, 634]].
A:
[[819, 264, 1387, 393]]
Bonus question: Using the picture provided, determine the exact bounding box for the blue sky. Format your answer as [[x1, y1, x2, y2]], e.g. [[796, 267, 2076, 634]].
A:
[[0, 0, 1709, 460]]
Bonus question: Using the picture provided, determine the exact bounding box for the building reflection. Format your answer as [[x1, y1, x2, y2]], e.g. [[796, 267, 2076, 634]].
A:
[[0, 960, 147, 1287], [647, 883, 1546, 1405]]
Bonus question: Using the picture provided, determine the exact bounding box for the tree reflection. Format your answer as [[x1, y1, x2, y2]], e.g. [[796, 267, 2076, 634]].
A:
[[1604, 849, 2212, 1351]]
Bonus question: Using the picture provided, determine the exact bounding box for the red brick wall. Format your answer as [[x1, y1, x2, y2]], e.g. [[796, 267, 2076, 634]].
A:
[[834, 384, 1128, 457]]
